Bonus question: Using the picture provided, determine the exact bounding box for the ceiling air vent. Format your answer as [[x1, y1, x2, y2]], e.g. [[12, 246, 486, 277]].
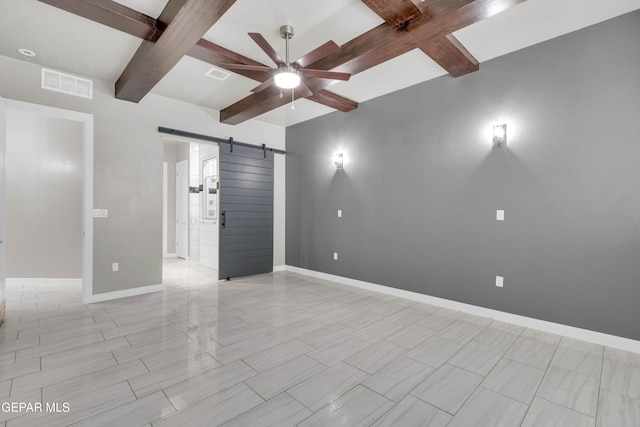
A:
[[205, 67, 230, 81], [41, 68, 93, 99]]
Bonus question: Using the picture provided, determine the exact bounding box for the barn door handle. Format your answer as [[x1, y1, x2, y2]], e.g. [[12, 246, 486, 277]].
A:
[[221, 211, 226, 228]]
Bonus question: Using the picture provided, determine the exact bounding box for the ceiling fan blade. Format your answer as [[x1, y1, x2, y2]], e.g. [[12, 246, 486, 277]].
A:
[[294, 41, 340, 68], [248, 33, 284, 66], [251, 78, 275, 93], [219, 62, 274, 72], [301, 69, 351, 81], [297, 81, 314, 97]]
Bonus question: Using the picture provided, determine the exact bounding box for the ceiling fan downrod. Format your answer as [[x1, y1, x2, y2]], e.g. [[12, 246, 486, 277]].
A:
[[280, 25, 294, 66]]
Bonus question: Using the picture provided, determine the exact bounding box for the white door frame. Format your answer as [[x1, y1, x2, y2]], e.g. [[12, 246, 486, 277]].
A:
[[162, 162, 168, 257], [176, 159, 188, 260], [4, 99, 94, 303]]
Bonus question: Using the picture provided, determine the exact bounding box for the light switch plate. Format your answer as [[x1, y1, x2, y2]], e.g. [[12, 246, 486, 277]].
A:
[[333, 252, 338, 260], [496, 276, 504, 287], [496, 210, 504, 221], [112, 262, 119, 272], [338, 210, 342, 218], [93, 209, 108, 218]]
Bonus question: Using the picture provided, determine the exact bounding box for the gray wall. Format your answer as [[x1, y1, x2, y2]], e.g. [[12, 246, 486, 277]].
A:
[[0, 54, 284, 296], [6, 109, 82, 278], [286, 11, 640, 340]]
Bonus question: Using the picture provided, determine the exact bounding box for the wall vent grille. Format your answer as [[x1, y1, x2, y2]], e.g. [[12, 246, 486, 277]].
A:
[[206, 67, 230, 81], [41, 68, 93, 99]]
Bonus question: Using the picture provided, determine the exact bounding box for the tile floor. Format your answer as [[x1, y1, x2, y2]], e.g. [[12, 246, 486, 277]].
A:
[[1, 259, 639, 426]]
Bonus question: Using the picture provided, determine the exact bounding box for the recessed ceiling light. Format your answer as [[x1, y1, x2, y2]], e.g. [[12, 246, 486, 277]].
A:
[[18, 48, 36, 58]]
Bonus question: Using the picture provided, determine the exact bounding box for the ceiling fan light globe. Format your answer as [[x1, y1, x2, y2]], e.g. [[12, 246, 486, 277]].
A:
[[274, 70, 300, 89]]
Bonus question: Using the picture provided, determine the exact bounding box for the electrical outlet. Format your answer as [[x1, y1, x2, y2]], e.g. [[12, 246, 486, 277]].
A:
[[333, 252, 338, 261], [496, 210, 504, 221], [496, 276, 504, 288], [112, 262, 119, 272]]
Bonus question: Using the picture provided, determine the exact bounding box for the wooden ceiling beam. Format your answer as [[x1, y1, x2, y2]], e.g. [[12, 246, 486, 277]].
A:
[[362, 0, 479, 77], [418, 34, 479, 77], [301, 90, 358, 113], [38, 0, 357, 113], [38, 0, 161, 41], [115, 0, 236, 102], [408, 0, 525, 40], [361, 0, 420, 27], [220, 0, 525, 124]]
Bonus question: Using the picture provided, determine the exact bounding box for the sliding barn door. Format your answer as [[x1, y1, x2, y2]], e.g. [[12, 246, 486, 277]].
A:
[[218, 143, 273, 280]]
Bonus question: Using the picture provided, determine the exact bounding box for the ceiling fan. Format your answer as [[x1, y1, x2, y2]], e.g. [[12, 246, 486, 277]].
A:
[[221, 25, 351, 101]]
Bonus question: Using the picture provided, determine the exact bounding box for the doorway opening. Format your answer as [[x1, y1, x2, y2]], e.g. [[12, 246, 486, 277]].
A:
[[2, 99, 94, 303], [162, 139, 219, 272]]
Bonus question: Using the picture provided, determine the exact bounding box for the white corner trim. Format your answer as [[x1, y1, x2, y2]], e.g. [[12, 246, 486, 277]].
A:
[[285, 266, 640, 354], [84, 284, 164, 304], [6, 278, 82, 287], [273, 265, 287, 272]]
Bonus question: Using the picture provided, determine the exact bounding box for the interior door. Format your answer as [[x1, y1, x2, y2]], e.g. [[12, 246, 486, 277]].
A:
[[0, 97, 7, 322], [175, 159, 188, 259], [218, 143, 273, 280]]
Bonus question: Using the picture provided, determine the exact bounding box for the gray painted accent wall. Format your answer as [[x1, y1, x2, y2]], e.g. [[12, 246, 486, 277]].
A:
[[6, 109, 82, 278], [286, 11, 640, 340]]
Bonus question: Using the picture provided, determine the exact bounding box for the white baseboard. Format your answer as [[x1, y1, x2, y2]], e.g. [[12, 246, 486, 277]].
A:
[[84, 284, 164, 304], [163, 253, 178, 258], [285, 265, 640, 354], [6, 278, 82, 287], [273, 265, 287, 272]]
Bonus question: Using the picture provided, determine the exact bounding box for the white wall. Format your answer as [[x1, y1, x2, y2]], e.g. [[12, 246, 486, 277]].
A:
[[0, 54, 285, 297], [163, 143, 177, 255], [6, 109, 82, 278], [0, 97, 6, 320], [198, 143, 219, 270]]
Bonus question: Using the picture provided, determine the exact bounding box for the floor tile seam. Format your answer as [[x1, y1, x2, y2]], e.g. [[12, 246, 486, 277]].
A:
[[160, 389, 178, 421], [594, 346, 606, 425], [597, 388, 640, 405], [241, 375, 277, 402], [377, 359, 438, 403], [409, 385, 458, 416], [557, 341, 605, 357], [61, 381, 139, 427], [346, 383, 396, 414], [536, 351, 601, 418], [598, 366, 640, 399], [447, 352, 503, 378], [534, 395, 598, 420], [548, 357, 603, 380], [479, 373, 538, 406], [502, 353, 551, 371], [0, 357, 43, 383]]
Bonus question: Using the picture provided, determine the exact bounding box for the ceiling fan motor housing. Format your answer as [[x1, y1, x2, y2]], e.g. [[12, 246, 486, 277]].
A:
[[280, 25, 294, 39]]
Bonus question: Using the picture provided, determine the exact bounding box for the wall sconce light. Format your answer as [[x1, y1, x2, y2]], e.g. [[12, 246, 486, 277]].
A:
[[493, 124, 507, 149], [334, 153, 344, 169]]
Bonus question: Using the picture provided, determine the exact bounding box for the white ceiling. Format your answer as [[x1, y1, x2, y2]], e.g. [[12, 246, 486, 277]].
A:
[[1, 0, 638, 128]]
